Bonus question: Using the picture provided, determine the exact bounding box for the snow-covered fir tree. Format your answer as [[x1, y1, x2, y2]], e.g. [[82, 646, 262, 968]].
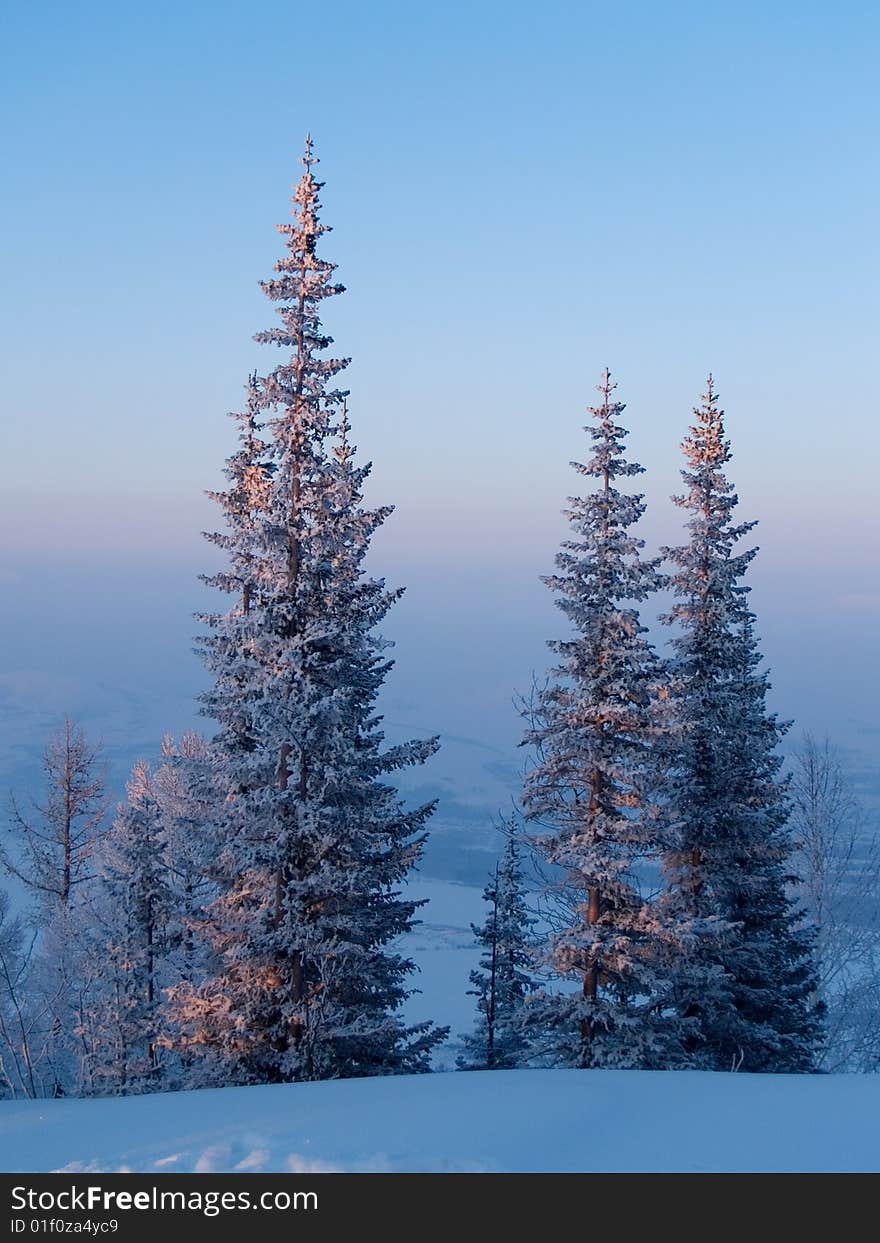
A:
[[150, 733, 217, 994], [659, 377, 820, 1072], [86, 737, 216, 1095], [522, 371, 678, 1069], [90, 762, 175, 1094], [460, 820, 536, 1069], [169, 139, 445, 1083]]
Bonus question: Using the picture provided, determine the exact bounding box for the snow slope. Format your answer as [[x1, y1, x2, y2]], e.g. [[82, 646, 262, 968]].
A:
[[1, 1069, 876, 1173]]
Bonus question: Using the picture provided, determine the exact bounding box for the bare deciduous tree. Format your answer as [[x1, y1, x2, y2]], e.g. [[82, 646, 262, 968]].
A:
[[791, 735, 880, 1071], [1, 717, 108, 913], [1, 719, 108, 1095], [0, 891, 61, 1098]]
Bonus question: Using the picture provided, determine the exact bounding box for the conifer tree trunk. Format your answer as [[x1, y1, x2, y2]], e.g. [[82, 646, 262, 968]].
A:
[[486, 873, 499, 1069]]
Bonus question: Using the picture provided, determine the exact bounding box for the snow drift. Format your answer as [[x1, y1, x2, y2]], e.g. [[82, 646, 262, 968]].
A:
[[1, 1068, 877, 1174]]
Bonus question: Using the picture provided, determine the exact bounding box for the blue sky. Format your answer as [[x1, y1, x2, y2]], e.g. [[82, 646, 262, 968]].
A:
[[1, 1, 878, 798]]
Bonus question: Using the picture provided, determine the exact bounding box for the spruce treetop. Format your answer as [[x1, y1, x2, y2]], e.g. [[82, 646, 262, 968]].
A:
[[548, 368, 664, 633], [664, 377, 758, 623], [255, 136, 349, 427]]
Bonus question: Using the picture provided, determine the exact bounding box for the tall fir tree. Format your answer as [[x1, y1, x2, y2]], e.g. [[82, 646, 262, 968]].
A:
[[522, 371, 677, 1069], [169, 139, 445, 1083], [460, 820, 536, 1070], [659, 377, 820, 1072]]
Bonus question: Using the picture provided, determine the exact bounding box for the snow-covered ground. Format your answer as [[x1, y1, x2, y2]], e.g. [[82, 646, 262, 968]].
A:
[[1, 696, 877, 1175], [5, 877, 877, 1176], [2, 1068, 877, 1173], [5, 874, 872, 1174]]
